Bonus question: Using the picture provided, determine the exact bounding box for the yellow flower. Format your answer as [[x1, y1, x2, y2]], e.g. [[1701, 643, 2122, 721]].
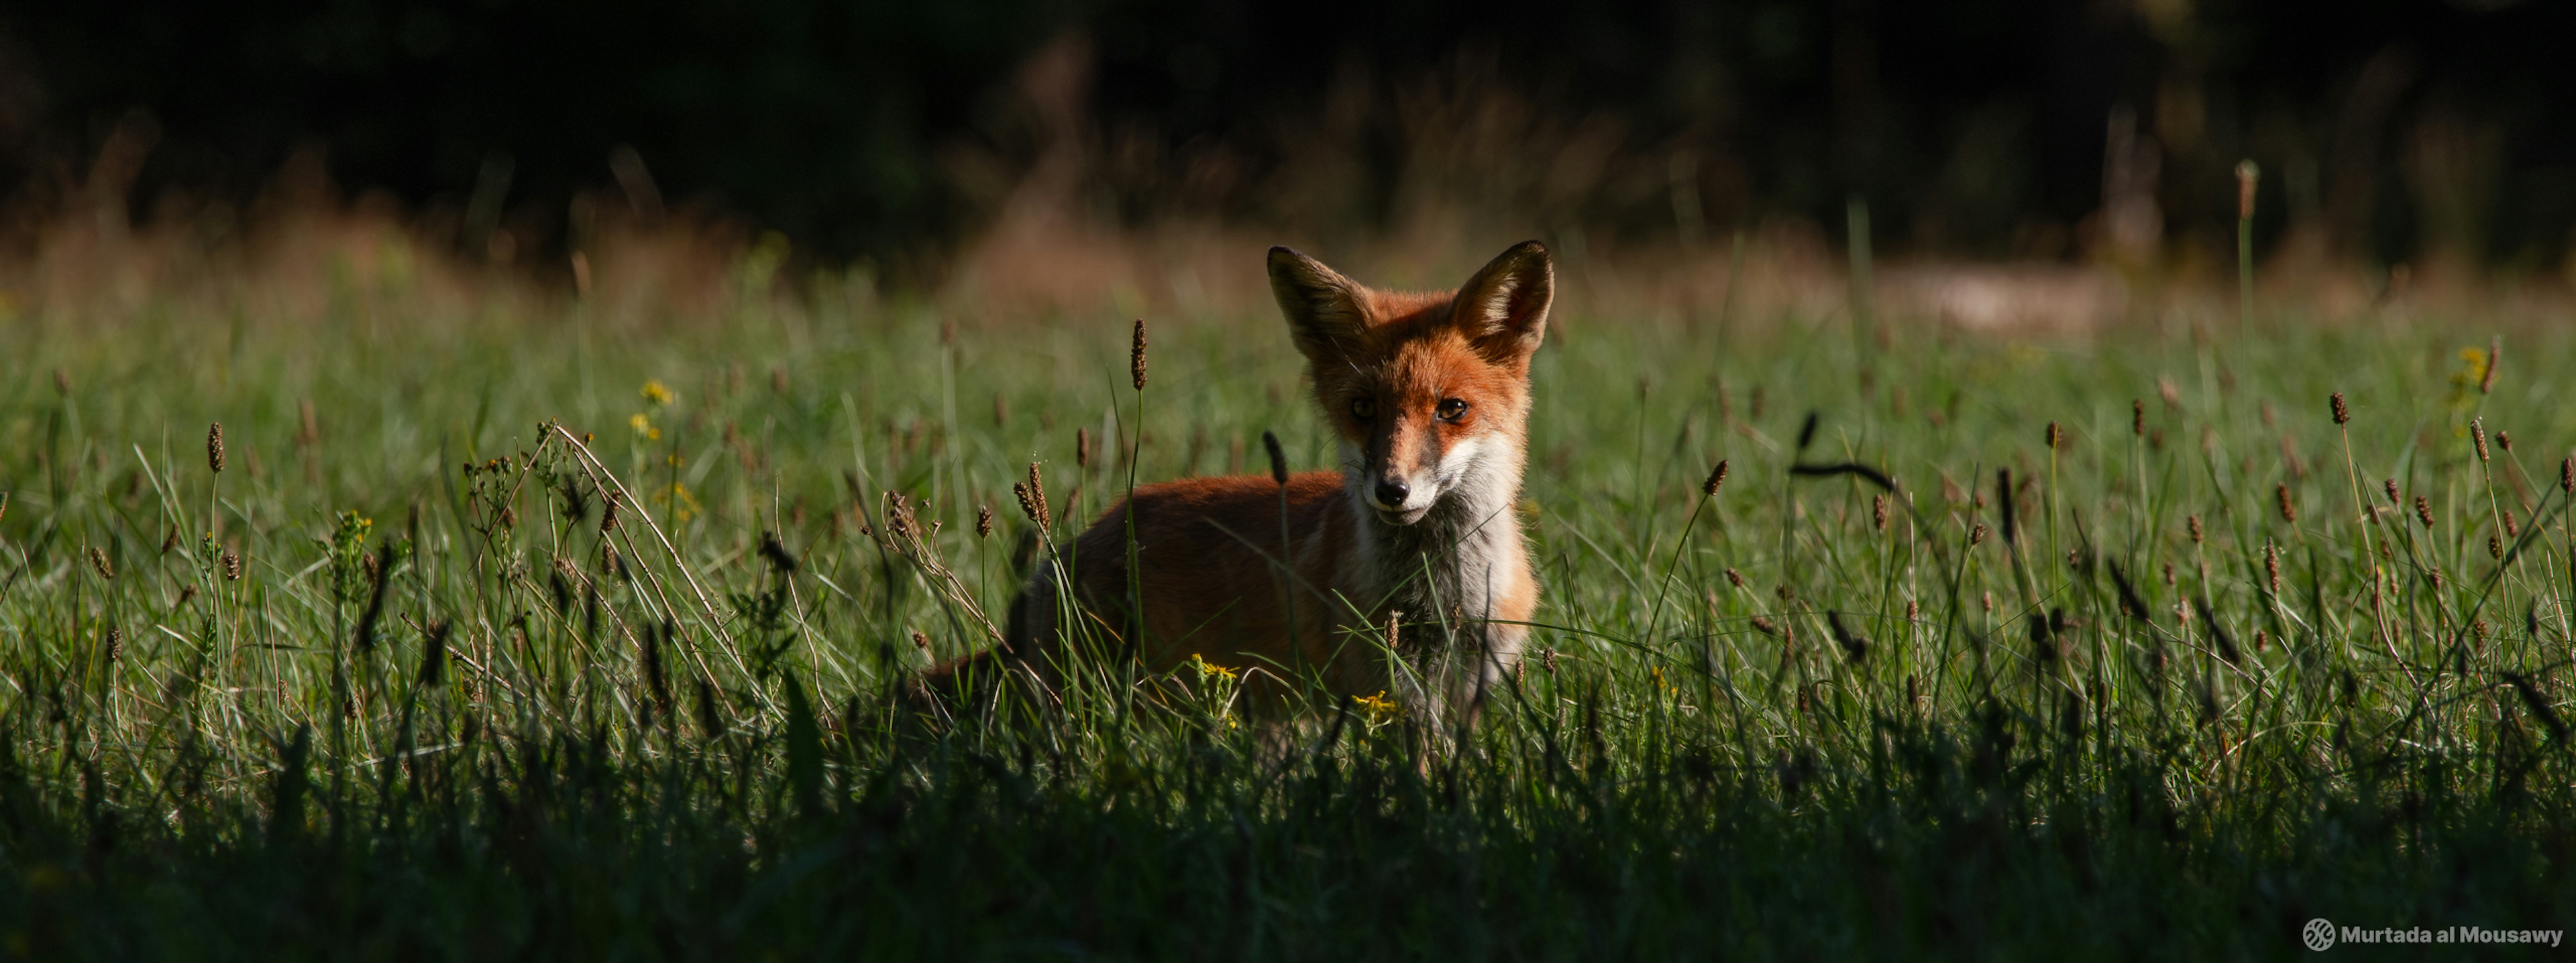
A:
[[640, 380, 674, 407], [1190, 655, 1238, 682], [652, 482, 702, 522], [1352, 691, 1399, 724], [629, 413, 661, 441]]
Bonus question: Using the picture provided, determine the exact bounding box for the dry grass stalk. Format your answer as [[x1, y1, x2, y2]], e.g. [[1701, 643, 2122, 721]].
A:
[[869, 494, 1003, 645]]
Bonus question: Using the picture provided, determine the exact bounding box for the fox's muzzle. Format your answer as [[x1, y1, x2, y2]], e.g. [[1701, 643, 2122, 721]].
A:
[[1364, 416, 1440, 522]]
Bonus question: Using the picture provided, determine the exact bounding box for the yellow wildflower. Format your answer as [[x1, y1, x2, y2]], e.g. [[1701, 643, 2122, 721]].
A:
[[652, 482, 702, 522], [1190, 655, 1238, 682], [1353, 691, 1399, 724], [640, 380, 674, 407]]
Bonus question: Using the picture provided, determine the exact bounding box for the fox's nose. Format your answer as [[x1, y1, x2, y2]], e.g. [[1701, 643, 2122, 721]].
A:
[[1373, 478, 1411, 508]]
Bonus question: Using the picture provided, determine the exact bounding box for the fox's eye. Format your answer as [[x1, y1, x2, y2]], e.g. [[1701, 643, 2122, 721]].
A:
[[1350, 396, 1376, 420], [1436, 398, 1468, 421]]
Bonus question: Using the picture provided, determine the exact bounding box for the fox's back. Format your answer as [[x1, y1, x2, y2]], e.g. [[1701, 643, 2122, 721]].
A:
[[1055, 471, 1358, 679]]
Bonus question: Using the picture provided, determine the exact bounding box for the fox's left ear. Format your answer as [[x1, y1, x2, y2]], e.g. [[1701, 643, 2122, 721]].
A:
[[1452, 240, 1552, 362]]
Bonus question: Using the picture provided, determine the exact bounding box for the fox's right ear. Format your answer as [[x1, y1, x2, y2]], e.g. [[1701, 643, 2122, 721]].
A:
[[1268, 246, 1371, 366]]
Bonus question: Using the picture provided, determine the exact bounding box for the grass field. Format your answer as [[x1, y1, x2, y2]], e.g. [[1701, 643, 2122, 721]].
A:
[[2, 269, 2573, 958]]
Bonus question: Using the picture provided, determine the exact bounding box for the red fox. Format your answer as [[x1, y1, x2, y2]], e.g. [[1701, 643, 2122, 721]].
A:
[[923, 241, 1551, 726]]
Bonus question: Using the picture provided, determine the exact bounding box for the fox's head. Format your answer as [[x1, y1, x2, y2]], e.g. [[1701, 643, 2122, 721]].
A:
[[1267, 241, 1552, 526]]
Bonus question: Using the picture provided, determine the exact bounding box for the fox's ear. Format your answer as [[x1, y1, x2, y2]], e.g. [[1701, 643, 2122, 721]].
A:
[[1268, 246, 1371, 366], [1452, 240, 1552, 362]]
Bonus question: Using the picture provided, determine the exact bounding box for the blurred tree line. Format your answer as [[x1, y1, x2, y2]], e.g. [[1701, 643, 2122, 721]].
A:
[[3, 0, 2571, 276]]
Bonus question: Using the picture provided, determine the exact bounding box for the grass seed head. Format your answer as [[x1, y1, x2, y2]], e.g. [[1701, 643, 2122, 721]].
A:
[[2415, 495, 2434, 528], [2275, 484, 2296, 524], [1130, 319, 1148, 391], [2489, 534, 2504, 560], [1076, 428, 1091, 469], [2330, 392, 2348, 425], [2498, 431, 2512, 452], [2563, 456, 2573, 494], [2045, 420, 2061, 449], [2481, 335, 2501, 394], [418, 620, 449, 688], [2265, 543, 2280, 594], [1263, 430, 1289, 486], [89, 546, 113, 581], [1725, 567, 1743, 587], [1994, 468, 2016, 544], [2385, 478, 2400, 503], [2235, 159, 2260, 220], [2472, 418, 2489, 462], [601, 492, 621, 534], [2132, 399, 2145, 437], [757, 531, 798, 574], [1701, 459, 1729, 497], [1872, 494, 1888, 530], [222, 549, 242, 581], [1017, 462, 1052, 530], [1969, 521, 1988, 547], [2188, 514, 2203, 543], [207, 422, 226, 473], [975, 504, 994, 538], [104, 625, 122, 662]]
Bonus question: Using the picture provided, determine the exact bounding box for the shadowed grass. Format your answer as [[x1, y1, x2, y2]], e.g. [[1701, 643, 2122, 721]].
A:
[[1, 288, 2572, 957]]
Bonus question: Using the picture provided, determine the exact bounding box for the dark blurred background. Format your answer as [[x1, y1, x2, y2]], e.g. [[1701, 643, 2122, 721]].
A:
[[3, 0, 2571, 279]]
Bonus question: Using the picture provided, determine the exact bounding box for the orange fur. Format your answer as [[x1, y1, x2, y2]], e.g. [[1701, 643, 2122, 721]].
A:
[[924, 241, 1552, 724]]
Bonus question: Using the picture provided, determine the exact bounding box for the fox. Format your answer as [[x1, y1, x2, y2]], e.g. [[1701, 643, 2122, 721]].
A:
[[919, 240, 1552, 728]]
